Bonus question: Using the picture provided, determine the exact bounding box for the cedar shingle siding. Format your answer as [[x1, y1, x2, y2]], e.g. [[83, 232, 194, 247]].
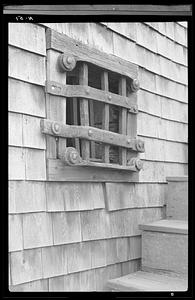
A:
[[8, 22, 188, 291]]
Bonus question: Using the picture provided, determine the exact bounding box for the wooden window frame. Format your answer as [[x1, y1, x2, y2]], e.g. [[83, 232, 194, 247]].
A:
[[40, 28, 145, 182]]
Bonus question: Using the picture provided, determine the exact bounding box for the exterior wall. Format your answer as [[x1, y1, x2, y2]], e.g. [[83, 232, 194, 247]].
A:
[[8, 22, 188, 291]]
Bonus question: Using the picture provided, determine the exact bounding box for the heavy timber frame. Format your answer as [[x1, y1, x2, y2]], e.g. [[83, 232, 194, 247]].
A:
[[41, 28, 144, 181]]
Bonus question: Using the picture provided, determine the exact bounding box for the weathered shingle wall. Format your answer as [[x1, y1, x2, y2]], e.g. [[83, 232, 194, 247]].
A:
[[8, 22, 188, 291]]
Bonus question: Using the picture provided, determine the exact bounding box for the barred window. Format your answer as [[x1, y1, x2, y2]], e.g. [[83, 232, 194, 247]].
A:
[[40, 28, 145, 181]]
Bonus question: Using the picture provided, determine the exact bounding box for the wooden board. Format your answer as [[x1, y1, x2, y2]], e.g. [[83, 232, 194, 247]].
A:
[[107, 270, 188, 291], [47, 158, 139, 182], [139, 219, 188, 234], [9, 46, 45, 86], [8, 23, 46, 56], [41, 119, 144, 151], [101, 71, 109, 162], [118, 77, 127, 165], [79, 63, 90, 160], [46, 80, 137, 109], [46, 28, 138, 79], [142, 231, 188, 275], [46, 49, 67, 160]]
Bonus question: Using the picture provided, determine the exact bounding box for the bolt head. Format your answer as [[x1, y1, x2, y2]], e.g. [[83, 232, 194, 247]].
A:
[[85, 88, 90, 94], [66, 56, 73, 64], [108, 95, 112, 100], [131, 78, 140, 92], [71, 152, 78, 160], [54, 123, 60, 131], [88, 129, 92, 136]]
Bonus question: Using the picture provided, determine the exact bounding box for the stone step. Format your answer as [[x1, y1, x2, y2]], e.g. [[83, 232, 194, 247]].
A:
[[139, 219, 188, 276], [166, 176, 188, 220], [107, 270, 187, 291]]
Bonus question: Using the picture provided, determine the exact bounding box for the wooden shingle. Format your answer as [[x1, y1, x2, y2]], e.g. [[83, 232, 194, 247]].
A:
[[42, 245, 68, 278], [9, 181, 46, 214], [9, 23, 46, 56], [25, 149, 46, 180], [121, 259, 141, 276], [23, 115, 46, 149], [113, 33, 137, 64], [90, 240, 107, 268], [9, 147, 25, 180], [81, 210, 111, 241], [67, 242, 92, 273], [9, 279, 48, 292], [8, 112, 23, 147], [105, 183, 135, 211], [52, 212, 81, 245], [46, 182, 65, 212], [88, 23, 114, 54], [23, 212, 53, 249], [9, 214, 23, 252], [49, 275, 65, 291], [106, 22, 136, 42], [80, 269, 96, 291], [9, 46, 46, 86], [8, 78, 46, 117], [11, 248, 42, 285]]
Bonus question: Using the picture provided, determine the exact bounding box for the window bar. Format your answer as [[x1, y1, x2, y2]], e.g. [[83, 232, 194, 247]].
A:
[[101, 71, 110, 163], [119, 76, 127, 165], [72, 97, 80, 154], [79, 62, 90, 160], [89, 101, 96, 159]]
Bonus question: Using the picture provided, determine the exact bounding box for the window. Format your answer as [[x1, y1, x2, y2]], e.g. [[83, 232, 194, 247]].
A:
[[40, 28, 145, 181]]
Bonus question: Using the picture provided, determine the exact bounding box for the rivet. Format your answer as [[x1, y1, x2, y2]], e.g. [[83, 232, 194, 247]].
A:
[[108, 95, 112, 101], [127, 139, 131, 144], [85, 88, 90, 94]]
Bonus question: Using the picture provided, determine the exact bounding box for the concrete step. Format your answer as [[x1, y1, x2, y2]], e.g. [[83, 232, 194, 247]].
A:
[[166, 176, 188, 220], [107, 270, 188, 291], [139, 219, 188, 276]]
